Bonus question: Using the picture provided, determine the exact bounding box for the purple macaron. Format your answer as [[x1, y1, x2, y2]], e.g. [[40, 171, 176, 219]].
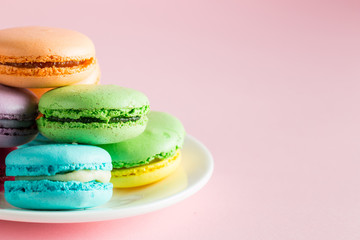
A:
[[0, 85, 38, 147]]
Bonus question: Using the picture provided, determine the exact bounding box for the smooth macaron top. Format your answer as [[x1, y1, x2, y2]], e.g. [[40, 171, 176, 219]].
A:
[[0, 26, 95, 61], [100, 111, 185, 168], [39, 85, 149, 110], [0, 85, 38, 120], [6, 144, 112, 176]]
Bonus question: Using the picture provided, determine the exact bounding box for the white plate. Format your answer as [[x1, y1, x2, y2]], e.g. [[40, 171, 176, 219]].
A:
[[0, 135, 213, 223]]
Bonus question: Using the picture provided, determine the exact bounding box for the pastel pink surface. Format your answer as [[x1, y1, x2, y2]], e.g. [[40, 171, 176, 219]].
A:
[[1, 0, 360, 239]]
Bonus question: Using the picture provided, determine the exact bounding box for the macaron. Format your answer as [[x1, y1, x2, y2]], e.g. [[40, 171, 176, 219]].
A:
[[4, 144, 113, 210], [28, 62, 101, 98], [99, 111, 185, 188], [0, 148, 16, 191], [37, 85, 150, 145], [0, 26, 97, 88], [0, 85, 38, 147]]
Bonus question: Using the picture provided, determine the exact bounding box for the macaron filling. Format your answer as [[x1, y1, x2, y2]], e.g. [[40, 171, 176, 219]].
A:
[[0, 127, 37, 137], [38, 106, 149, 126], [45, 116, 141, 124], [0, 57, 97, 77], [15, 170, 111, 183], [0, 58, 93, 69], [0, 117, 37, 136]]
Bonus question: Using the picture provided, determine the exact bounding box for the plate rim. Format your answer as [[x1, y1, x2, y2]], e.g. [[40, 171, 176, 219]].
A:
[[0, 134, 214, 223]]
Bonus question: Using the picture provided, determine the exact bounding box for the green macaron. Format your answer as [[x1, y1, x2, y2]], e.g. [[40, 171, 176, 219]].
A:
[[37, 85, 149, 144], [99, 111, 185, 188]]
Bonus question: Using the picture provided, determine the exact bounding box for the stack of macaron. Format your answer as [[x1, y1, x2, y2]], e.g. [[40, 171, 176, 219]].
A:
[[0, 26, 185, 210]]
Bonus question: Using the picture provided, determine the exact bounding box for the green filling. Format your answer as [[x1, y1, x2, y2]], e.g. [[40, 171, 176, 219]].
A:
[[37, 116, 148, 129], [40, 105, 149, 121], [113, 147, 180, 169], [46, 116, 141, 123]]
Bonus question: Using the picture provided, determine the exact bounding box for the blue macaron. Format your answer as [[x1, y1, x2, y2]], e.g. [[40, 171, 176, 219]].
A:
[[5, 144, 113, 210]]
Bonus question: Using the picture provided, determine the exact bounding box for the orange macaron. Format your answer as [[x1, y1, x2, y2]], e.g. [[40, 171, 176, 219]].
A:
[[0, 26, 97, 88]]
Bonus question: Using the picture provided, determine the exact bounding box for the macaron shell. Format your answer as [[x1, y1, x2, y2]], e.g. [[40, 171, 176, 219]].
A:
[[0, 26, 95, 60], [39, 85, 149, 110], [111, 151, 181, 188], [5, 180, 113, 210], [6, 144, 112, 176], [0, 85, 38, 119]]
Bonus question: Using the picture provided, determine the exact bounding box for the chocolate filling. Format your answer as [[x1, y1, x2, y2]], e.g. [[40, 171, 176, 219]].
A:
[[0, 124, 38, 136], [0, 59, 93, 69], [45, 116, 141, 123]]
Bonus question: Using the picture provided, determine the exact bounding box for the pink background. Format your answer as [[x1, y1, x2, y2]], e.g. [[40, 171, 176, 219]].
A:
[[1, 0, 360, 239]]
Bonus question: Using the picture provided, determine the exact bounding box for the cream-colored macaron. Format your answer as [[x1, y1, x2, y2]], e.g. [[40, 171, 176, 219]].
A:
[[0, 26, 97, 88]]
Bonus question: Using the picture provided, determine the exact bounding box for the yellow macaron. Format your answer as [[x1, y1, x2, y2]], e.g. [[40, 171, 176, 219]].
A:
[[100, 111, 185, 188], [111, 151, 182, 188]]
